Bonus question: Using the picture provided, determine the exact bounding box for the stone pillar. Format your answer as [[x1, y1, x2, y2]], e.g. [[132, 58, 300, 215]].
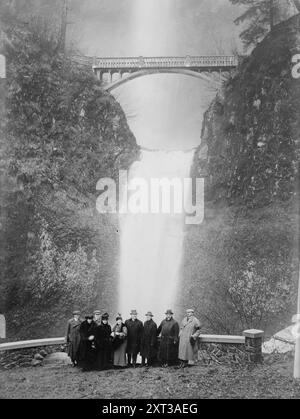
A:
[[243, 329, 264, 363], [96, 70, 102, 82]]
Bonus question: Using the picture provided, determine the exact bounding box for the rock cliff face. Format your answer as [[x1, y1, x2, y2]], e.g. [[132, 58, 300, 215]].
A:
[[0, 22, 140, 339], [179, 15, 300, 335]]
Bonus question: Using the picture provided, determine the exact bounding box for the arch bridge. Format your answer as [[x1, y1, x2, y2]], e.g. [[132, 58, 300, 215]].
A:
[[74, 55, 239, 91]]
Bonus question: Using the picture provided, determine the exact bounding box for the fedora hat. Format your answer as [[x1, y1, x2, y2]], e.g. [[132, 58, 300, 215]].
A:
[[145, 311, 153, 317], [130, 309, 138, 315], [165, 309, 174, 315], [73, 310, 81, 315]]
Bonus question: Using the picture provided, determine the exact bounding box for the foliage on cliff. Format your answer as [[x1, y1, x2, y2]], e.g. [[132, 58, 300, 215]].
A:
[[181, 15, 299, 335], [0, 19, 139, 338], [193, 15, 300, 208]]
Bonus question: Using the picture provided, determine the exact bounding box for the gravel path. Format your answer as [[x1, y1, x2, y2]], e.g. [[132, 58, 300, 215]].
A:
[[1, 356, 300, 399]]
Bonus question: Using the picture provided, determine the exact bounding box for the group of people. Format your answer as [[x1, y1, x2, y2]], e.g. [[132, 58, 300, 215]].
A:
[[66, 308, 202, 372]]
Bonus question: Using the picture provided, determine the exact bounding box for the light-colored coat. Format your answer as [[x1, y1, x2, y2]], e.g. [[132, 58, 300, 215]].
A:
[[178, 316, 201, 361]]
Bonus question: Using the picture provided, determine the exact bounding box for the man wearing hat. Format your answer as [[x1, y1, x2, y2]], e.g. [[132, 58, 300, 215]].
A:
[[141, 311, 158, 367], [95, 313, 112, 370], [66, 310, 82, 367], [79, 315, 97, 371], [178, 309, 202, 368], [157, 309, 180, 367], [125, 310, 143, 367], [94, 310, 102, 326]]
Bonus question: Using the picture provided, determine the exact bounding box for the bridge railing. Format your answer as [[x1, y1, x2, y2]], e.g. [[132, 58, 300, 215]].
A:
[[92, 55, 238, 69]]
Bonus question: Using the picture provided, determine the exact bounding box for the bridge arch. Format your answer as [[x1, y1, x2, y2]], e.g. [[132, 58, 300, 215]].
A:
[[100, 68, 224, 92]]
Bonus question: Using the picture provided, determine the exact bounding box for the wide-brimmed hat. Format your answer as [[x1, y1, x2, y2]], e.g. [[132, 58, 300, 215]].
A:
[[130, 310, 138, 315], [145, 311, 154, 317], [93, 310, 101, 315], [85, 315, 93, 320], [165, 309, 174, 315], [73, 310, 81, 315]]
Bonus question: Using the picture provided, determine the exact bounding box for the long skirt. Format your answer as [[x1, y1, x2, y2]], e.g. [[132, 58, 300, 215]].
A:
[[113, 340, 127, 367], [96, 349, 111, 370]]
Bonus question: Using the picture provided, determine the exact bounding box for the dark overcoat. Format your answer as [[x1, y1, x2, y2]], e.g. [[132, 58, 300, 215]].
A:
[[125, 318, 144, 355], [95, 322, 112, 370], [157, 318, 180, 364], [66, 318, 82, 363], [141, 319, 158, 360], [78, 320, 97, 369]]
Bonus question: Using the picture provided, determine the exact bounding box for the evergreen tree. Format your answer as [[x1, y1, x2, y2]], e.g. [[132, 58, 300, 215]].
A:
[[229, 0, 276, 49]]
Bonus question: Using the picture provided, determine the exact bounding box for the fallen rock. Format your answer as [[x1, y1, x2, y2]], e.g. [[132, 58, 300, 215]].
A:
[[34, 353, 44, 361], [31, 359, 43, 367]]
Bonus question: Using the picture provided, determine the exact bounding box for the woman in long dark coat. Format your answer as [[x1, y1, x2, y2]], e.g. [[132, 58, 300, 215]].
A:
[[95, 313, 112, 370], [66, 310, 82, 366], [157, 309, 180, 367], [79, 315, 97, 372], [141, 311, 158, 366]]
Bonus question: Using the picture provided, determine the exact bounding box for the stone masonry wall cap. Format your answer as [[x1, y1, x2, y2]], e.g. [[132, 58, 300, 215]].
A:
[[243, 329, 264, 338]]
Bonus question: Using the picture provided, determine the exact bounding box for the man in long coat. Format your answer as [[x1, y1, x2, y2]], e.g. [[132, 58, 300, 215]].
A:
[[79, 315, 97, 372], [66, 310, 82, 366], [178, 309, 202, 368], [157, 309, 180, 367], [141, 311, 158, 366], [95, 312, 112, 370], [125, 310, 143, 367]]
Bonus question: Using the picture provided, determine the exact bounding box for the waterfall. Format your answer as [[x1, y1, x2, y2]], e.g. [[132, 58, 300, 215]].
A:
[[119, 149, 195, 318], [115, 0, 202, 319]]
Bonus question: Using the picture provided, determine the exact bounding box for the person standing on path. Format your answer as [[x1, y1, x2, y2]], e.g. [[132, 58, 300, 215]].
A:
[[111, 315, 128, 368], [79, 315, 97, 372], [141, 311, 158, 367], [178, 309, 201, 368], [125, 310, 144, 367], [95, 312, 112, 370], [157, 309, 180, 367], [66, 310, 82, 367]]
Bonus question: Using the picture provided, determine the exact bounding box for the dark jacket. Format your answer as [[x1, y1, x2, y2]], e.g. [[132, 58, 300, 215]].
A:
[[79, 320, 97, 367], [95, 322, 112, 350], [141, 319, 158, 360], [157, 318, 180, 363], [125, 318, 144, 355]]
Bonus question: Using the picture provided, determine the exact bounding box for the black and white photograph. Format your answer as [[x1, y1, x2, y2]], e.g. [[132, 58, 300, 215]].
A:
[[0, 0, 300, 402]]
